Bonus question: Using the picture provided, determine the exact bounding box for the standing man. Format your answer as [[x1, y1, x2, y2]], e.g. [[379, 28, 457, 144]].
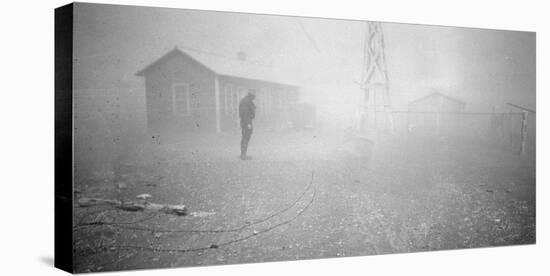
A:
[[239, 90, 256, 160]]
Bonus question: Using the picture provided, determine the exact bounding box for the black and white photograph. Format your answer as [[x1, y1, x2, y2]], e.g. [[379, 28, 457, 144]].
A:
[[49, 1, 541, 274]]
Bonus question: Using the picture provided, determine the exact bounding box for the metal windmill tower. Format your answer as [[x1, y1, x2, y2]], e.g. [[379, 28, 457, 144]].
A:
[[357, 21, 394, 133]]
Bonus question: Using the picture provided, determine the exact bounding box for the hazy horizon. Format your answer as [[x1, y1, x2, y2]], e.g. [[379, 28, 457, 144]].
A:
[[73, 3, 535, 116]]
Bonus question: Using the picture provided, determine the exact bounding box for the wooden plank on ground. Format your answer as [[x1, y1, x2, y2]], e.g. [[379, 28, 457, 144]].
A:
[[78, 197, 188, 216]]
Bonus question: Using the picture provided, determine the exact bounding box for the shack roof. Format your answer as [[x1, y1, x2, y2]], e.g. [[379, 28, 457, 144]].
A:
[[409, 92, 465, 105], [136, 47, 300, 87]]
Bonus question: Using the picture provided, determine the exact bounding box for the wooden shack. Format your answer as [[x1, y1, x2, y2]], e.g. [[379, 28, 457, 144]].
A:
[[136, 47, 300, 135], [408, 92, 466, 135]]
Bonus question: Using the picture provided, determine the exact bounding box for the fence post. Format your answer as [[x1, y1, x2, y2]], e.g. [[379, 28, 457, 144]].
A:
[[520, 110, 528, 155], [508, 109, 514, 146]]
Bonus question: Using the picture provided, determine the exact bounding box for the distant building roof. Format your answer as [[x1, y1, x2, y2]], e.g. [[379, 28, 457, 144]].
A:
[[409, 92, 465, 105], [506, 102, 535, 113], [136, 47, 300, 87]]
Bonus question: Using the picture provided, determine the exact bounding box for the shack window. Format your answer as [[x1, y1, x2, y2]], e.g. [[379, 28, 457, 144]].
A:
[[190, 83, 200, 110], [173, 83, 190, 115]]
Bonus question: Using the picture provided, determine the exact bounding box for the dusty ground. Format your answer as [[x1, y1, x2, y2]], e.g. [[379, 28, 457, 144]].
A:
[[73, 129, 535, 273]]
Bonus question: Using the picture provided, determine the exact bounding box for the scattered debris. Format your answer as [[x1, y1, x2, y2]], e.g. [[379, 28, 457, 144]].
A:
[[136, 193, 153, 200], [120, 201, 145, 212], [189, 211, 216, 217], [162, 205, 188, 216], [78, 197, 188, 216]]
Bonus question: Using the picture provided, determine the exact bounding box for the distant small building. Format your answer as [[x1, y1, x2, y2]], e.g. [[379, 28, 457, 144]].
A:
[[409, 92, 466, 113], [408, 92, 466, 134], [136, 47, 300, 135]]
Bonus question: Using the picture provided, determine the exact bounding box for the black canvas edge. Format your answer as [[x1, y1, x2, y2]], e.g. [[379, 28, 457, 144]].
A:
[[55, 2, 75, 273]]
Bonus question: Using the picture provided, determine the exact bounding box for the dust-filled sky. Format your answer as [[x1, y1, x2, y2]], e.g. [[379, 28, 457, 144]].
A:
[[74, 3, 535, 113]]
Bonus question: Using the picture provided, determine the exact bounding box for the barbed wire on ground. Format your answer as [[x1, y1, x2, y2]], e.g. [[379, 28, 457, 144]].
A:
[[75, 171, 317, 260], [75, 171, 315, 233]]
